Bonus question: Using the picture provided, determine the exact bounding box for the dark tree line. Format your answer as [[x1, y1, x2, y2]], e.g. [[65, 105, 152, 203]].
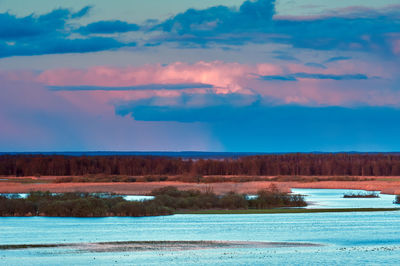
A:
[[1, 153, 400, 177]]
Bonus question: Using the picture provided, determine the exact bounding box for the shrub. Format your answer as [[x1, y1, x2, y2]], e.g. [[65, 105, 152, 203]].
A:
[[394, 195, 400, 204], [248, 189, 307, 209], [219, 192, 248, 209], [159, 176, 168, 182]]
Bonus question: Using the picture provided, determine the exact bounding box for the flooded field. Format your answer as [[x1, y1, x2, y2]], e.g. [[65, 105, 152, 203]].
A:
[[1, 189, 400, 265]]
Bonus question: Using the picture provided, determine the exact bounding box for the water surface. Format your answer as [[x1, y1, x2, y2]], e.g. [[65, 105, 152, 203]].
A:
[[292, 188, 396, 209], [1, 212, 400, 265], [1, 189, 400, 265]]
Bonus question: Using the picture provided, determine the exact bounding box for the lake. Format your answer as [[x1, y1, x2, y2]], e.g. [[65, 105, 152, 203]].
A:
[[1, 189, 400, 265]]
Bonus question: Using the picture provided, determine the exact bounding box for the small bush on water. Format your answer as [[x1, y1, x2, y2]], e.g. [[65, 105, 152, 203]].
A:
[[394, 195, 400, 204]]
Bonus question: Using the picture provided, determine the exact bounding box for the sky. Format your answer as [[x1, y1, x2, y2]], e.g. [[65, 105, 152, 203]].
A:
[[1, 0, 400, 152]]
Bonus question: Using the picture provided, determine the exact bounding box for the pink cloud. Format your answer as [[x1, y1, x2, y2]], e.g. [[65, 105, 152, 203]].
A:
[[3, 59, 396, 109], [37, 61, 276, 93], [36, 62, 278, 107]]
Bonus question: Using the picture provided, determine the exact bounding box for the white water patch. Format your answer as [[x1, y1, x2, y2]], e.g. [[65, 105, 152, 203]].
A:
[[0, 193, 155, 201], [0, 193, 28, 199], [123, 195, 155, 201]]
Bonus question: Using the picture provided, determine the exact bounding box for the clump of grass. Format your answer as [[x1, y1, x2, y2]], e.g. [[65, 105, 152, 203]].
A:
[[394, 195, 400, 204]]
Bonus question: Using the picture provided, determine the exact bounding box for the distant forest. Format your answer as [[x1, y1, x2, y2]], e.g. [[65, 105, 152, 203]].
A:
[[2, 153, 400, 177]]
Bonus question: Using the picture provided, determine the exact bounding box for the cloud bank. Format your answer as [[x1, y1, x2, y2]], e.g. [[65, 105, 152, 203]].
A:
[[78, 20, 140, 34], [1, 0, 400, 57], [33, 60, 397, 111], [153, 0, 400, 55]]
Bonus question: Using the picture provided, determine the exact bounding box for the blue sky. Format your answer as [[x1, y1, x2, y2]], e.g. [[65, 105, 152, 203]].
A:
[[1, 0, 400, 152]]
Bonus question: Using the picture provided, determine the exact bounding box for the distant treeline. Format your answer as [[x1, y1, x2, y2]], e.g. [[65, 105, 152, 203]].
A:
[[0, 186, 306, 217], [1, 153, 400, 177]]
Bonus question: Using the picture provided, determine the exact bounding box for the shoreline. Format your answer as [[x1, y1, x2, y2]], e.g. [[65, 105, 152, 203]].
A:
[[176, 208, 400, 214], [0, 240, 322, 252], [1, 208, 399, 217]]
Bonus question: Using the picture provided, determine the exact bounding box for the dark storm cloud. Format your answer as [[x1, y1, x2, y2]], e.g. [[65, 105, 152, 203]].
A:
[[0, 37, 131, 58], [115, 93, 262, 122], [78, 20, 140, 34], [2, 0, 400, 57], [0, 6, 134, 57], [324, 56, 352, 63], [0, 7, 90, 40], [152, 0, 400, 54], [259, 73, 369, 82]]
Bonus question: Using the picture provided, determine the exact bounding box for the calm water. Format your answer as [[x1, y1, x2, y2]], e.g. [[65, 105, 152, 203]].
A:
[[1, 189, 400, 265], [292, 188, 397, 209]]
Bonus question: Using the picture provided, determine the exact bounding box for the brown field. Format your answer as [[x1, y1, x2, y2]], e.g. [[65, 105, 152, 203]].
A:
[[1, 175, 400, 195]]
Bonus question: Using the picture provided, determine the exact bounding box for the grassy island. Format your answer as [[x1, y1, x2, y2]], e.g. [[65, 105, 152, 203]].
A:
[[0, 186, 306, 217], [343, 192, 380, 198]]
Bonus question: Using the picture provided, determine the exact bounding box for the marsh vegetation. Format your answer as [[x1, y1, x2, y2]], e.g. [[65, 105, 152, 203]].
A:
[[0, 186, 306, 217]]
